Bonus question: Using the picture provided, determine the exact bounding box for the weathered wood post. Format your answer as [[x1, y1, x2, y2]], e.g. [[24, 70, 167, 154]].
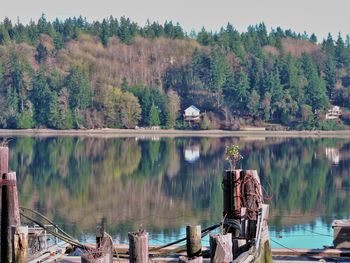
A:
[[81, 231, 113, 263], [1, 171, 20, 263], [222, 170, 241, 237], [128, 230, 149, 263], [242, 170, 260, 239], [210, 233, 233, 263], [96, 219, 106, 248], [186, 225, 201, 257], [0, 146, 9, 174], [179, 225, 203, 262], [0, 146, 9, 260], [11, 226, 28, 263]]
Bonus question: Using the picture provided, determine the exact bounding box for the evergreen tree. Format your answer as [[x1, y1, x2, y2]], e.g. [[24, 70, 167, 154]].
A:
[[310, 33, 317, 43], [149, 103, 160, 126], [248, 89, 260, 119], [233, 69, 250, 111], [100, 18, 110, 46], [35, 43, 48, 64], [322, 33, 335, 57], [31, 68, 53, 125], [65, 65, 91, 110], [324, 55, 336, 97], [335, 33, 348, 68]]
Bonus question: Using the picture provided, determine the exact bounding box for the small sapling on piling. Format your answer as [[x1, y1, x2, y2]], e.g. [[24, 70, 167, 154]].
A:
[[225, 145, 243, 170]]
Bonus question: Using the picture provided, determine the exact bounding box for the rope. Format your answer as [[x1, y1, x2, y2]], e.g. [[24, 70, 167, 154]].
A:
[[270, 238, 300, 253], [20, 212, 87, 249], [20, 207, 75, 241]]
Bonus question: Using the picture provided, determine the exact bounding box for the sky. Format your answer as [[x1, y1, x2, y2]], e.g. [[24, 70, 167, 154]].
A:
[[0, 0, 349, 40]]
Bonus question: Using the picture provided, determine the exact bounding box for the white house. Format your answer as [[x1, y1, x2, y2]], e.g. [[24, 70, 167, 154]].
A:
[[184, 105, 200, 121], [326, 106, 342, 120]]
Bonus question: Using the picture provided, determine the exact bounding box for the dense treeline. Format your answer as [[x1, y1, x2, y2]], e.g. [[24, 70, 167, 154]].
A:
[[0, 15, 349, 130]]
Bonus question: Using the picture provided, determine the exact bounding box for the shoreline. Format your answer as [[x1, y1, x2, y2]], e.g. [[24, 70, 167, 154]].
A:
[[0, 128, 349, 138]]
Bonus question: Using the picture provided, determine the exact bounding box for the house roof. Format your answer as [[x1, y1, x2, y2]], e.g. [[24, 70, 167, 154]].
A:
[[185, 105, 200, 112]]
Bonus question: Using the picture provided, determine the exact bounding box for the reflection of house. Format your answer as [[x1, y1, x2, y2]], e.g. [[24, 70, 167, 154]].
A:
[[184, 145, 200, 163], [325, 147, 340, 165], [184, 105, 200, 121], [326, 106, 342, 120]]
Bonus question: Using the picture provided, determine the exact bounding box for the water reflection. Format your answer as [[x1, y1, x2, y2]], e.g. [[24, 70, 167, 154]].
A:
[[4, 136, 350, 248]]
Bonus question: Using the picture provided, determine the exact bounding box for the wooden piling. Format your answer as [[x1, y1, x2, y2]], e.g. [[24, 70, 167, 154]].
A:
[[128, 230, 149, 263], [222, 170, 241, 237], [1, 172, 20, 263], [209, 233, 233, 262], [0, 146, 9, 260], [242, 170, 261, 239], [12, 226, 28, 263], [96, 222, 105, 248], [81, 233, 113, 263], [0, 146, 9, 174], [186, 225, 201, 258]]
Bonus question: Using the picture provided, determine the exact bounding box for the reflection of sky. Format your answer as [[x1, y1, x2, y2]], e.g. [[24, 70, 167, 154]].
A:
[[269, 219, 333, 249]]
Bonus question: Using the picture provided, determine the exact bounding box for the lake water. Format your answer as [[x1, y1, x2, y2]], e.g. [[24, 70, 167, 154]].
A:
[[4, 135, 350, 249]]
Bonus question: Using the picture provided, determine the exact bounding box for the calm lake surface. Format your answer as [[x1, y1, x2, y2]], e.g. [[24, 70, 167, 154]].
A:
[[5, 136, 350, 248]]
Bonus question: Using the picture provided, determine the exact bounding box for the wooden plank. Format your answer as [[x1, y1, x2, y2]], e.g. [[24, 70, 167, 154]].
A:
[[271, 248, 350, 257]]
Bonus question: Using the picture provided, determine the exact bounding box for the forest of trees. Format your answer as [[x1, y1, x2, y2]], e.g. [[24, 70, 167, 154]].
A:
[[0, 15, 349, 130]]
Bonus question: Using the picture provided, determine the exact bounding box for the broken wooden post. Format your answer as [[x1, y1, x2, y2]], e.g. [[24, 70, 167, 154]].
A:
[[12, 226, 28, 263], [128, 230, 149, 263], [81, 233, 113, 263], [209, 233, 233, 263], [96, 219, 106, 248], [1, 172, 20, 263]]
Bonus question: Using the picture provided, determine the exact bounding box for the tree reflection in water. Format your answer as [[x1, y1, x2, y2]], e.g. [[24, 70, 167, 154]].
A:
[[5, 136, 350, 245]]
